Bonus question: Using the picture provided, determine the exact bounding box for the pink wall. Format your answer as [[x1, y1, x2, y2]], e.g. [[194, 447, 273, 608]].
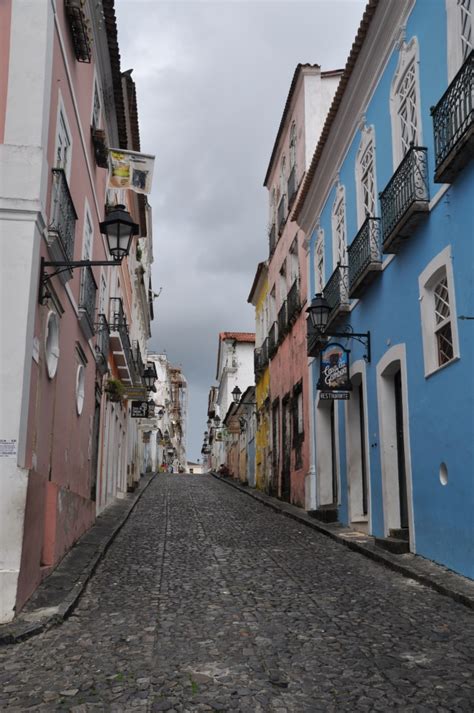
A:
[[0, 0, 12, 143], [19, 7, 110, 611]]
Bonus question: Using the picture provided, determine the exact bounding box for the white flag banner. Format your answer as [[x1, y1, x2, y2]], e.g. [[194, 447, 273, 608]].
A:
[[108, 149, 155, 194]]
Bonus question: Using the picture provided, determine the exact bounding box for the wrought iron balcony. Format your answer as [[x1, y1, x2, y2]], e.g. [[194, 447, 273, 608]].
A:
[[132, 341, 144, 387], [95, 314, 110, 375], [323, 264, 350, 327], [78, 266, 97, 340], [278, 300, 288, 342], [109, 297, 134, 385], [269, 223, 277, 256], [431, 50, 474, 183], [380, 146, 429, 253], [287, 166, 297, 209], [261, 337, 269, 366], [47, 168, 77, 284], [287, 279, 301, 324], [268, 322, 278, 359], [65, 0, 92, 63], [277, 195, 286, 236], [254, 347, 264, 377], [347, 217, 382, 298]]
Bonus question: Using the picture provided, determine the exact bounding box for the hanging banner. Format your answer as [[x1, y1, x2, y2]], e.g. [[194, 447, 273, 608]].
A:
[[108, 149, 155, 194], [131, 400, 149, 418], [317, 342, 352, 395]]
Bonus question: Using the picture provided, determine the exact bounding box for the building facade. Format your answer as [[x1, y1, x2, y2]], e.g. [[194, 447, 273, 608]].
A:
[[263, 64, 342, 506], [0, 0, 154, 622], [294, 0, 473, 576]]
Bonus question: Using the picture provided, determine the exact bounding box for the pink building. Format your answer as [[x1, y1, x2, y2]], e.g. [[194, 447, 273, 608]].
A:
[[0, 0, 152, 622], [263, 64, 342, 507]]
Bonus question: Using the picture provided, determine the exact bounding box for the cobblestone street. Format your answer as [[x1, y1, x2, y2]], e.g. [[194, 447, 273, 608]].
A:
[[1, 474, 474, 712]]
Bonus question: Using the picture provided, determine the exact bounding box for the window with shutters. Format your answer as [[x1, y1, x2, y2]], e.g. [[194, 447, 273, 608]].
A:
[[419, 247, 460, 376], [390, 37, 423, 169]]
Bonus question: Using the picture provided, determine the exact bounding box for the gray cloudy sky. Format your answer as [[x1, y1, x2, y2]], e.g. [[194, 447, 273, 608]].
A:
[[115, 0, 365, 462]]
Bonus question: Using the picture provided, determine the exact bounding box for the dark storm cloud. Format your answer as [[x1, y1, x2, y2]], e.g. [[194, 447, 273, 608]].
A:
[[116, 0, 366, 460]]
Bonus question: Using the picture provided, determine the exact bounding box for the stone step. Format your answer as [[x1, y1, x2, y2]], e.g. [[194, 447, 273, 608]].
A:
[[389, 527, 409, 541], [374, 536, 410, 555], [307, 505, 339, 524]]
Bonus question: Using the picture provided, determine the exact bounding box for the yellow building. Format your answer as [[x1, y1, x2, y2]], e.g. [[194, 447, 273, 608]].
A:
[[248, 262, 270, 492]]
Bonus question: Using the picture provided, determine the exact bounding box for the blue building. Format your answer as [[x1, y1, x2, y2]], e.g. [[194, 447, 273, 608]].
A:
[[293, 0, 473, 577]]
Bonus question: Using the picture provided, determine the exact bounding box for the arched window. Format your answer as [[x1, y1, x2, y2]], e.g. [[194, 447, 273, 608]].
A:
[[446, 0, 473, 80], [355, 125, 377, 228], [331, 184, 347, 269], [389, 37, 423, 169]]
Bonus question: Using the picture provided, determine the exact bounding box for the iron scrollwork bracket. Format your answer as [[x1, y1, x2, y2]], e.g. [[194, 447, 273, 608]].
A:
[[321, 325, 371, 363]]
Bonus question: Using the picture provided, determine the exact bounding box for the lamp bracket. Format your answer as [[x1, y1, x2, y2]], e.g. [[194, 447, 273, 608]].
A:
[[321, 326, 371, 363], [39, 257, 121, 305]]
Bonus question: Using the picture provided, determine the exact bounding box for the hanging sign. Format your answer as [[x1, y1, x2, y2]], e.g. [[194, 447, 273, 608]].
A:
[[131, 400, 149, 418], [317, 342, 352, 396], [108, 149, 155, 194]]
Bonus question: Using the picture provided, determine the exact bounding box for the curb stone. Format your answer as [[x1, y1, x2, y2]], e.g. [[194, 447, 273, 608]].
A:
[[211, 472, 474, 611], [0, 473, 156, 645]]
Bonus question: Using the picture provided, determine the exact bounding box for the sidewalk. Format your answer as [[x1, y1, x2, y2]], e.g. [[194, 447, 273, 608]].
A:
[[0, 473, 156, 645], [211, 472, 474, 611]]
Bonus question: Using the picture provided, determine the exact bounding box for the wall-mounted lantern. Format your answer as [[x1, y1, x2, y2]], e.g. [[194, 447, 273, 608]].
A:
[[306, 292, 371, 362]]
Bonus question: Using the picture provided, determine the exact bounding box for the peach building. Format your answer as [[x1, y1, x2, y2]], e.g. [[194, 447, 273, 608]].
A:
[[0, 0, 154, 622]]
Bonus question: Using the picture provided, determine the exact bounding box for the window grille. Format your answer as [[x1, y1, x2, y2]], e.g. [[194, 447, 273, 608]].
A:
[[397, 62, 419, 155], [433, 276, 454, 365], [360, 143, 376, 217], [459, 0, 473, 60]]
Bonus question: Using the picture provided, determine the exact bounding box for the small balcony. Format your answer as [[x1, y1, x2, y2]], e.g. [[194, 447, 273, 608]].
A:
[[287, 278, 301, 324], [65, 0, 92, 63], [268, 322, 278, 359], [277, 195, 286, 236], [287, 166, 297, 210], [47, 168, 77, 285], [261, 336, 269, 367], [323, 265, 350, 328], [95, 314, 110, 375], [278, 300, 288, 342], [78, 266, 97, 340], [431, 50, 474, 183], [380, 146, 429, 253], [254, 347, 264, 378], [109, 298, 134, 385], [347, 217, 382, 298], [132, 341, 144, 387], [269, 223, 277, 256]]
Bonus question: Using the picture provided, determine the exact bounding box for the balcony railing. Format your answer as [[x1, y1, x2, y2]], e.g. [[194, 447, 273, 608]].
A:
[[278, 300, 288, 342], [323, 264, 350, 327], [254, 347, 264, 377], [287, 279, 301, 323], [132, 341, 144, 386], [287, 166, 297, 209], [261, 336, 269, 366], [95, 314, 110, 375], [109, 297, 134, 385], [65, 0, 92, 63], [347, 217, 382, 298], [379, 146, 429, 253], [431, 50, 474, 183], [47, 168, 77, 283], [269, 223, 277, 256], [277, 195, 286, 236], [78, 266, 97, 339], [268, 322, 278, 359]]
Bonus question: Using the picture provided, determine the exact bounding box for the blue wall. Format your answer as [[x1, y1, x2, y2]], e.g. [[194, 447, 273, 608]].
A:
[[308, 0, 474, 577]]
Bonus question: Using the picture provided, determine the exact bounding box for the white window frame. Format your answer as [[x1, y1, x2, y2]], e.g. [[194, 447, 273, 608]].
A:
[[418, 245, 460, 377], [355, 125, 378, 228], [331, 183, 347, 269], [54, 92, 73, 183], [314, 227, 325, 293], [82, 202, 93, 260], [279, 260, 287, 304], [289, 237, 299, 286], [446, 0, 473, 81], [389, 37, 423, 170], [289, 121, 297, 170]]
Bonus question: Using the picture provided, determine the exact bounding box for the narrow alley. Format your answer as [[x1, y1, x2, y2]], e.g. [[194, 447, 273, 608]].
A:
[[1, 474, 473, 712]]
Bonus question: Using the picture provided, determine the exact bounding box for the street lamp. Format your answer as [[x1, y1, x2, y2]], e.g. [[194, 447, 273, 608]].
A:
[[306, 292, 371, 362], [142, 363, 157, 390], [232, 385, 256, 406], [206, 419, 212, 429], [214, 415, 221, 427], [39, 204, 139, 304]]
